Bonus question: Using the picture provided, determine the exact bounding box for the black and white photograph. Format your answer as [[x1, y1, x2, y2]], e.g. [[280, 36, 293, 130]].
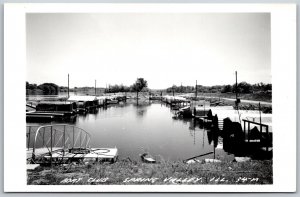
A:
[[4, 3, 296, 192]]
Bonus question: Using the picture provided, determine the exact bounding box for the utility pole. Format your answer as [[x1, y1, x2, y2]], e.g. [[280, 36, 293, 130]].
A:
[[95, 80, 96, 96], [235, 71, 241, 123], [235, 71, 238, 102], [259, 102, 262, 133], [195, 80, 198, 99], [68, 74, 69, 98]]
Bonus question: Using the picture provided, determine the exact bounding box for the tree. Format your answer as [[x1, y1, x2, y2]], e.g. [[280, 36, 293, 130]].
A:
[[38, 83, 59, 95], [131, 78, 148, 98], [238, 82, 252, 93], [221, 85, 232, 93]]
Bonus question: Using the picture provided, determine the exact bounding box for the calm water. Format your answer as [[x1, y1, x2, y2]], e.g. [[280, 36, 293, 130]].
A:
[[27, 100, 234, 161]]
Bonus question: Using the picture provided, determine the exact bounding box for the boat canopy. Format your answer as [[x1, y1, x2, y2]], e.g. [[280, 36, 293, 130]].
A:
[[36, 101, 77, 112]]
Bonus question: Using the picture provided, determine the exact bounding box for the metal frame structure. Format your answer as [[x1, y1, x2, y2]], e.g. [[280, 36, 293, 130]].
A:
[[27, 124, 91, 163]]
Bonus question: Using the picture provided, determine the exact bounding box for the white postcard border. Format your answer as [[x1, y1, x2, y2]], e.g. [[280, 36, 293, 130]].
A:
[[4, 3, 296, 192]]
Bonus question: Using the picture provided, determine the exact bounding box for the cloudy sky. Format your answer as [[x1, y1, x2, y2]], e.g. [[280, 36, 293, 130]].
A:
[[26, 13, 271, 89]]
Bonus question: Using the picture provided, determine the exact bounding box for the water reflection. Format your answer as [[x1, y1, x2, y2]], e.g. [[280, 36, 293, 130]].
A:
[[133, 101, 150, 118]]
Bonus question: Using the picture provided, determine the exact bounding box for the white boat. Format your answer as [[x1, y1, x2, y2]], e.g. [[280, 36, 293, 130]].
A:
[[140, 153, 156, 163]]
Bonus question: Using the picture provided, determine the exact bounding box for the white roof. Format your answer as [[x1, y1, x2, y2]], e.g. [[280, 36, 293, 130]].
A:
[[67, 95, 97, 102], [97, 96, 107, 99], [163, 95, 187, 101]]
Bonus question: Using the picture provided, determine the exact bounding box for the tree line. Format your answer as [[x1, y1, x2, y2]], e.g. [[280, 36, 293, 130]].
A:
[[26, 78, 149, 96], [166, 82, 272, 94], [105, 78, 148, 94], [26, 80, 271, 95], [26, 82, 60, 95]]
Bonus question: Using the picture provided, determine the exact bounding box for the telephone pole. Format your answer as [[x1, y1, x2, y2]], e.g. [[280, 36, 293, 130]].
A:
[[67, 74, 69, 98], [195, 80, 198, 98], [95, 80, 97, 96], [235, 71, 238, 101]]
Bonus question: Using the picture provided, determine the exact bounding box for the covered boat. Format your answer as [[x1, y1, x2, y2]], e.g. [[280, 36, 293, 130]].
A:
[[26, 101, 77, 121], [67, 95, 99, 113]]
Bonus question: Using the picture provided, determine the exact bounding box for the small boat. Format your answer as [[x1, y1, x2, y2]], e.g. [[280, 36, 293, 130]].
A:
[[176, 106, 192, 118], [140, 153, 156, 163], [106, 98, 119, 104]]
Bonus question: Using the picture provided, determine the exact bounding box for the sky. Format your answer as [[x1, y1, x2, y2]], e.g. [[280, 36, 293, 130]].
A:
[[26, 13, 271, 89]]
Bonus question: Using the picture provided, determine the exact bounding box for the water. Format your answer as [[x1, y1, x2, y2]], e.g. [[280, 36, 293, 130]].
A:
[[27, 100, 234, 161]]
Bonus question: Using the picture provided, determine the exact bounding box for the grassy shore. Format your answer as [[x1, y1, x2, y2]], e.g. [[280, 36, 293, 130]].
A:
[[27, 159, 272, 185]]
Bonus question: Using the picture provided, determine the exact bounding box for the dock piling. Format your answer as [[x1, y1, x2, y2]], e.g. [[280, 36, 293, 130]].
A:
[[27, 126, 31, 151]]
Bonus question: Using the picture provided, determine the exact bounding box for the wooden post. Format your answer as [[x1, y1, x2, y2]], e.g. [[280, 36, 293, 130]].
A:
[[259, 102, 262, 135], [27, 126, 31, 150], [266, 126, 269, 152], [248, 121, 250, 142], [243, 120, 246, 141], [213, 129, 215, 159]]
